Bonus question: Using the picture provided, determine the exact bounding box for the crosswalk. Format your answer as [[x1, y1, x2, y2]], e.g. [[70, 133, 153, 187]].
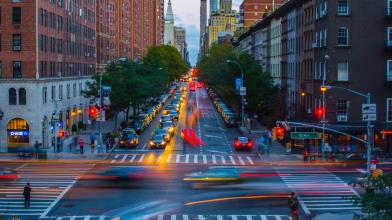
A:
[[110, 153, 255, 166], [42, 214, 290, 220], [277, 168, 361, 214], [0, 164, 93, 217]]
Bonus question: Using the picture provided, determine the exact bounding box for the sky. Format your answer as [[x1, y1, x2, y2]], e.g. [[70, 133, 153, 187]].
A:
[[167, 0, 243, 66]]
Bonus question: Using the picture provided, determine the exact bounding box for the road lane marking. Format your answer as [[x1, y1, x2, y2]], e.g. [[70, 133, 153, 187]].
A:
[[229, 156, 236, 165], [171, 214, 176, 220], [138, 154, 146, 163], [114, 154, 120, 159], [194, 154, 198, 163], [203, 155, 207, 164], [182, 215, 189, 220], [216, 216, 224, 220], [157, 215, 164, 220], [157, 155, 163, 163], [120, 154, 128, 163], [205, 134, 223, 139], [212, 155, 217, 164], [129, 154, 137, 162], [185, 154, 190, 163], [238, 156, 245, 165], [176, 154, 181, 163], [197, 215, 207, 220], [167, 154, 173, 163], [260, 215, 268, 220], [246, 156, 254, 165]]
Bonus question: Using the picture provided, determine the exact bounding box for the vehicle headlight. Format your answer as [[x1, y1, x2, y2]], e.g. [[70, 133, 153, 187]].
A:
[[161, 141, 165, 145], [149, 141, 154, 145], [166, 135, 170, 139], [169, 127, 174, 132]]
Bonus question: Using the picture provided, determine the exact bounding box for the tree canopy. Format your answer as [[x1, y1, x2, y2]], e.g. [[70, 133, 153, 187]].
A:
[[197, 43, 281, 128]]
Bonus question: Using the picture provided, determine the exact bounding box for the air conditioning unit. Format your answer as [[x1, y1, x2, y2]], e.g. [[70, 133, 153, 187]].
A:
[[337, 115, 348, 122]]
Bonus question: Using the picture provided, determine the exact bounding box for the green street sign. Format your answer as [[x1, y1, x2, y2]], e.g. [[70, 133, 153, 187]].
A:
[[291, 132, 321, 139]]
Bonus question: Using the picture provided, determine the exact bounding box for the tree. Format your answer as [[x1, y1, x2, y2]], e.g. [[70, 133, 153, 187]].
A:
[[197, 43, 281, 128], [143, 45, 189, 84], [358, 174, 392, 219]]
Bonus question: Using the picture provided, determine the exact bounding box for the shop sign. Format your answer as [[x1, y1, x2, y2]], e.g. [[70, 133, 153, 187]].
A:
[[8, 130, 29, 136]]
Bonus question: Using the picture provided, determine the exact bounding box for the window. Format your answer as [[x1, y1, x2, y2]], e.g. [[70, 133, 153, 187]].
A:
[[79, 82, 82, 95], [66, 84, 70, 99], [337, 99, 349, 115], [337, 0, 348, 15], [387, 98, 392, 122], [337, 27, 348, 46], [9, 88, 17, 105], [337, 62, 349, 81], [387, 60, 392, 81], [51, 86, 56, 100], [42, 87, 47, 104], [59, 85, 63, 100], [12, 7, 21, 24], [388, 27, 392, 47], [12, 34, 21, 51], [388, 0, 392, 15], [19, 88, 26, 105], [13, 61, 22, 78], [73, 83, 76, 97], [57, 15, 63, 32], [57, 39, 62, 53]]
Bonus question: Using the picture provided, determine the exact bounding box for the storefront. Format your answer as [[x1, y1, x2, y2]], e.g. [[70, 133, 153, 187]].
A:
[[7, 118, 30, 151]]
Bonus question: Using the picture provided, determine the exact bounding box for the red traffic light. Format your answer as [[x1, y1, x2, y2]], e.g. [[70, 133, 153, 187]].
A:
[[315, 107, 325, 118], [276, 127, 284, 135], [88, 105, 99, 119], [58, 130, 65, 138]]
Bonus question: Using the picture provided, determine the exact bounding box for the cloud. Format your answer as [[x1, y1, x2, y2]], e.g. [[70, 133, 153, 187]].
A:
[[166, 0, 243, 66]]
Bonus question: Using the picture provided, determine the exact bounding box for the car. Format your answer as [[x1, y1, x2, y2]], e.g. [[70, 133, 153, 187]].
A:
[[149, 134, 167, 149], [0, 169, 19, 181], [168, 110, 179, 120], [233, 137, 254, 151], [132, 121, 144, 134], [119, 132, 139, 148], [161, 121, 175, 135], [78, 166, 152, 181], [155, 128, 171, 142], [224, 116, 237, 127], [183, 167, 242, 189], [160, 115, 172, 123]]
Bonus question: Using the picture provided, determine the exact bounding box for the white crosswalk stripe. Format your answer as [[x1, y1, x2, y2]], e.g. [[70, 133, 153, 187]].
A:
[[110, 153, 255, 165], [277, 168, 361, 214], [0, 164, 93, 217], [42, 214, 290, 220]]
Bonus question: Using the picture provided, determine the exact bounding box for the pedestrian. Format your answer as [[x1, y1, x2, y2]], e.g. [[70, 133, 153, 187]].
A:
[[303, 148, 309, 163], [267, 130, 272, 146], [105, 137, 110, 153], [109, 136, 115, 150], [90, 132, 96, 152], [23, 183, 31, 208], [79, 138, 84, 155], [288, 192, 299, 220], [34, 141, 40, 159]]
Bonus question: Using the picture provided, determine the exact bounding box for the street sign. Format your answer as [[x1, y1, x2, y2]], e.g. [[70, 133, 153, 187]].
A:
[[362, 104, 376, 114], [240, 87, 246, 96], [363, 114, 377, 121], [235, 78, 242, 91], [290, 132, 321, 139]]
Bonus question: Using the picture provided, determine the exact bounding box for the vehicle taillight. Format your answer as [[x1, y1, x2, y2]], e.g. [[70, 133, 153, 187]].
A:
[[235, 141, 240, 147], [247, 142, 253, 147]]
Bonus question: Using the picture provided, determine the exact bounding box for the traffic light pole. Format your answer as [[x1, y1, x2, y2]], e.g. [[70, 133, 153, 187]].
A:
[[98, 74, 103, 149], [227, 60, 245, 127]]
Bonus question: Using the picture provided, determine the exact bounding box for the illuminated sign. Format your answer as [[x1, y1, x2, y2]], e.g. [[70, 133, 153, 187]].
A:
[[8, 130, 29, 136]]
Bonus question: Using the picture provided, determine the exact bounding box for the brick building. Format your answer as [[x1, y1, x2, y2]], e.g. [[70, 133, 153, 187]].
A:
[[0, 0, 96, 152], [237, 0, 392, 154]]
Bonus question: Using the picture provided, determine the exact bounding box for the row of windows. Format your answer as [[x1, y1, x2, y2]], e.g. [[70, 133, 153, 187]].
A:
[[44, 82, 84, 104], [39, 35, 95, 57], [8, 88, 26, 105]]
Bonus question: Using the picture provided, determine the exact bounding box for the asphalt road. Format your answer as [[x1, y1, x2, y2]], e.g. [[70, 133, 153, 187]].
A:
[[1, 86, 390, 220]]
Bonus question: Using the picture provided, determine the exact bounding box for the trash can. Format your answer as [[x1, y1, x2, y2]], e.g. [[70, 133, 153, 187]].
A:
[[38, 149, 47, 160]]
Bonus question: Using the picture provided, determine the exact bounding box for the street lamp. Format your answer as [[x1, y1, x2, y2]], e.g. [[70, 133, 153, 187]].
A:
[[320, 85, 373, 174], [226, 59, 245, 127], [321, 54, 330, 155]]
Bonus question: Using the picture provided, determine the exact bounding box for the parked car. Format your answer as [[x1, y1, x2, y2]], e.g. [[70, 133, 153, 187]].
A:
[[233, 137, 254, 151], [119, 132, 139, 148]]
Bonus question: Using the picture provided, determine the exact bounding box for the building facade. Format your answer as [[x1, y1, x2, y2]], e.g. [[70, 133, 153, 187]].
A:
[[239, 0, 285, 31], [164, 0, 175, 46], [236, 0, 392, 154], [0, 0, 96, 152], [208, 3, 237, 47], [210, 0, 219, 16], [175, 27, 189, 63], [200, 0, 208, 48]]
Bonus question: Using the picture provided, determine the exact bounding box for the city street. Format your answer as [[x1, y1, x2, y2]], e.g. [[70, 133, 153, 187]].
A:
[[1, 86, 387, 220]]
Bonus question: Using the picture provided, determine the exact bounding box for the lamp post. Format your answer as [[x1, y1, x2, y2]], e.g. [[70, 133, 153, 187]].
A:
[[320, 85, 373, 174], [321, 54, 330, 154], [226, 60, 245, 127]]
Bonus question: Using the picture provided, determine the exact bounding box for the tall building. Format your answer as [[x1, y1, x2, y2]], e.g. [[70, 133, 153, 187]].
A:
[[200, 0, 208, 48], [0, 0, 96, 152], [208, 2, 236, 46], [236, 0, 392, 154], [154, 0, 165, 45], [239, 0, 285, 31], [220, 0, 232, 14], [164, 0, 175, 46], [210, 0, 219, 15], [175, 27, 189, 64]]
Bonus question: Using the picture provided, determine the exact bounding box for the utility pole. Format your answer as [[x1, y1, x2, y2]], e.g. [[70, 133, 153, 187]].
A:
[[98, 74, 103, 148], [366, 93, 373, 174], [321, 55, 330, 154]]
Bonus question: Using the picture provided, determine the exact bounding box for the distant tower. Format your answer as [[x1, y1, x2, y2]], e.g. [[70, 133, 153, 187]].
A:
[[164, 0, 175, 45], [220, 0, 232, 14], [200, 0, 207, 47], [210, 0, 219, 15]]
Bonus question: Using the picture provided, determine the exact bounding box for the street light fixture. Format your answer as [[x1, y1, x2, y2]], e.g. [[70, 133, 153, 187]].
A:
[[226, 59, 245, 127]]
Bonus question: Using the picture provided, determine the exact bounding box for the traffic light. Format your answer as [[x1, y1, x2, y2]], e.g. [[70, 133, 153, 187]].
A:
[[88, 105, 99, 119], [315, 107, 325, 119], [58, 130, 65, 138], [276, 127, 285, 140]]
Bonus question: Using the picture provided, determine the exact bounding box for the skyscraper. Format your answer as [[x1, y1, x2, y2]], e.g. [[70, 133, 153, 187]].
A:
[[210, 0, 219, 15], [219, 0, 232, 14], [200, 0, 207, 47], [164, 0, 175, 46]]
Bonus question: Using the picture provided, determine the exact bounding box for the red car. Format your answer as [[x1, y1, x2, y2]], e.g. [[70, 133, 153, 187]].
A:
[[0, 169, 19, 181], [233, 137, 254, 151]]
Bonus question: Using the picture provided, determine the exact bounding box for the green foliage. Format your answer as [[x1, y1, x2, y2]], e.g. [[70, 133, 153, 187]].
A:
[[197, 43, 281, 128], [359, 174, 392, 219]]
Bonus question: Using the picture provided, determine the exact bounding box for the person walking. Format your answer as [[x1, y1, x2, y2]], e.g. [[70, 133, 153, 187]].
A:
[[90, 132, 96, 153], [34, 141, 40, 159], [303, 148, 309, 163], [79, 138, 84, 155], [105, 137, 110, 153], [23, 183, 31, 208], [288, 192, 299, 220]]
